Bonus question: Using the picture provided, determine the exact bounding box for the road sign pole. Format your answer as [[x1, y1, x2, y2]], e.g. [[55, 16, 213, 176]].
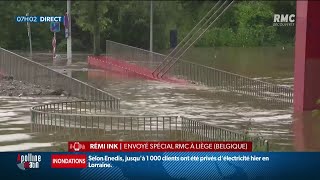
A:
[[50, 22, 60, 61], [52, 32, 56, 60]]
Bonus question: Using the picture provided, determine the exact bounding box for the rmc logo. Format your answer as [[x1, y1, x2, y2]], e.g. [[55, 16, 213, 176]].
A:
[[273, 14, 295, 26]]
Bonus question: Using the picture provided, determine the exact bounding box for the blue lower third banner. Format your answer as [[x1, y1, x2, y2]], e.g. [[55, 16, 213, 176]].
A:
[[1, 152, 319, 179]]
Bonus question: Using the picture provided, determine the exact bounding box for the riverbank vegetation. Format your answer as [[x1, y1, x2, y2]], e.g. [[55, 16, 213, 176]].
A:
[[0, 1, 295, 54], [312, 100, 320, 118]]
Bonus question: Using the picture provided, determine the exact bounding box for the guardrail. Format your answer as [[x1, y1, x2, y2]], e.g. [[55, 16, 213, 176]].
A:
[[172, 60, 293, 104], [31, 100, 269, 151], [106, 40, 162, 70], [31, 106, 181, 141], [0, 47, 270, 151], [106, 40, 293, 104], [181, 117, 269, 151], [0, 48, 120, 110]]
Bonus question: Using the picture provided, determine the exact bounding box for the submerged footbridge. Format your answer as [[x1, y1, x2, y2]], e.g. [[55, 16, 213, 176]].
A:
[[96, 40, 293, 105], [0, 0, 296, 151], [0, 48, 269, 151], [90, 0, 293, 104]]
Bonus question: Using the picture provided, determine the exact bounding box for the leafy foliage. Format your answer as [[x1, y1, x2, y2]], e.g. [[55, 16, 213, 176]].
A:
[[242, 119, 270, 152], [312, 99, 320, 117], [73, 1, 111, 55], [0, 1, 296, 53], [73, 1, 111, 34]]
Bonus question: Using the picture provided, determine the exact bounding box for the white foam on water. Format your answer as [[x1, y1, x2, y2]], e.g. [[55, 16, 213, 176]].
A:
[[0, 128, 24, 131], [0, 112, 17, 117], [0, 133, 31, 142], [0, 117, 15, 122], [250, 114, 292, 122], [7, 100, 30, 103], [237, 111, 281, 116], [0, 143, 53, 152], [214, 113, 237, 117], [6, 120, 30, 125]]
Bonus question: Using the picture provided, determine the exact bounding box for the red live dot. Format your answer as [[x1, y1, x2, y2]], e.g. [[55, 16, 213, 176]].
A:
[[17, 154, 21, 162]]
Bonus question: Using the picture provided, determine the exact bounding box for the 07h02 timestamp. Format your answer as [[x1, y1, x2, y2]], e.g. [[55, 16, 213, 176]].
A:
[[16, 16, 38, 23]]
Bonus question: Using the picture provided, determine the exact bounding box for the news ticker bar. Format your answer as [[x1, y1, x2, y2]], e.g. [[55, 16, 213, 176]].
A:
[[16, 16, 64, 23], [8, 152, 320, 179], [51, 153, 262, 169], [68, 141, 252, 152]]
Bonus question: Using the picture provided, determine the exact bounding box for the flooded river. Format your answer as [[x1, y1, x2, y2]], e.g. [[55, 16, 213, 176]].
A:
[[1, 47, 295, 151], [0, 96, 77, 151], [79, 71, 293, 151]]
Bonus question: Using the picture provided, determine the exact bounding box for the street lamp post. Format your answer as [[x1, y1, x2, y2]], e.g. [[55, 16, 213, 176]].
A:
[[67, 0, 72, 65], [150, 0, 153, 52], [149, 0, 154, 62], [26, 13, 32, 59]]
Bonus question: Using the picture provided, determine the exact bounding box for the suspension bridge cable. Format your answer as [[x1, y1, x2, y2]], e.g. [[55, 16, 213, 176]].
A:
[[160, 0, 235, 78], [152, 0, 223, 77], [155, 0, 231, 78]]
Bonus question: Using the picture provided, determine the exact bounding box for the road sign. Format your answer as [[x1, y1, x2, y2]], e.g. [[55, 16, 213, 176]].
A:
[[50, 22, 60, 32]]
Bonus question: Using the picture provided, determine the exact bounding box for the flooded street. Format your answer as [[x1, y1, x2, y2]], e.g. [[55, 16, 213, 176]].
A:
[[0, 48, 295, 151]]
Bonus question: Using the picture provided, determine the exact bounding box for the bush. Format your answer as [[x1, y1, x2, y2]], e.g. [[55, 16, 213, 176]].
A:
[[196, 28, 236, 47], [56, 38, 88, 52], [56, 39, 67, 52], [312, 99, 320, 117]]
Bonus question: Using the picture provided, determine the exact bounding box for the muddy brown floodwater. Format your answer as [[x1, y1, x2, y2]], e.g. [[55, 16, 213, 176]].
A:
[[1, 49, 295, 151], [0, 96, 78, 151], [81, 73, 293, 151], [0, 74, 79, 151]]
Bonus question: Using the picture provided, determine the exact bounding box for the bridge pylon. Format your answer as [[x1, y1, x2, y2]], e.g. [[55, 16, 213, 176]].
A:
[[294, 0, 320, 151]]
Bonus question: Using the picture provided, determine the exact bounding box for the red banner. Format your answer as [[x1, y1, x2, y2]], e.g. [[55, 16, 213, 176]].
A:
[[68, 141, 252, 152], [51, 154, 87, 168]]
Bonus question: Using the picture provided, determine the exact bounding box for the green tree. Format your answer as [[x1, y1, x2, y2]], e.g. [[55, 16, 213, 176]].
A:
[[108, 1, 149, 49], [0, 1, 65, 50], [0, 1, 296, 51], [73, 1, 111, 55]]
